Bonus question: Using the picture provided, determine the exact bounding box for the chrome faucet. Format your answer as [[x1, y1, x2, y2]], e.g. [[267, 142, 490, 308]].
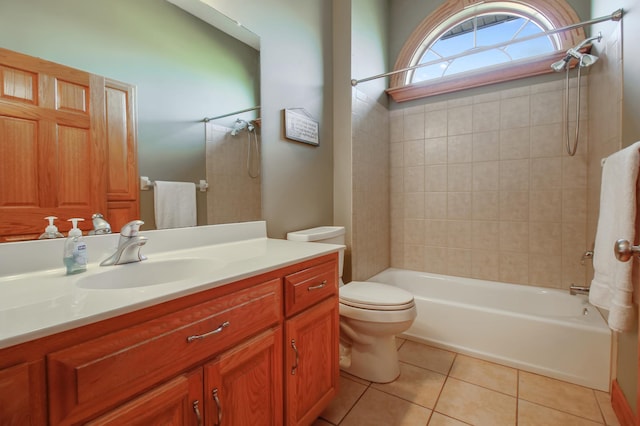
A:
[[100, 220, 148, 266], [89, 213, 112, 235]]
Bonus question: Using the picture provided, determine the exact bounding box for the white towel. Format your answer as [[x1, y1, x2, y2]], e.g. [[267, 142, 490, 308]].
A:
[[590, 142, 640, 332], [154, 181, 197, 229]]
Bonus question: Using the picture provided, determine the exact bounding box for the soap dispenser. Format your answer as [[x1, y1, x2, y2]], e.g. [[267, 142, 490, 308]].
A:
[[38, 216, 64, 239], [63, 218, 88, 275]]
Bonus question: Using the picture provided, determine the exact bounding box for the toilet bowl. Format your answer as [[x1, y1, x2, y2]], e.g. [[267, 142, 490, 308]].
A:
[[286, 226, 417, 384], [339, 281, 416, 383]]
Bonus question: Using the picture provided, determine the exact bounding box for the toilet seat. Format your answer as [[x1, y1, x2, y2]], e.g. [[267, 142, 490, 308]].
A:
[[339, 281, 415, 311]]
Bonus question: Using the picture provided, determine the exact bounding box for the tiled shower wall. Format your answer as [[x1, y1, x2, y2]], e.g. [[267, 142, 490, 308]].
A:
[[351, 89, 391, 281], [389, 79, 590, 289], [205, 123, 262, 225]]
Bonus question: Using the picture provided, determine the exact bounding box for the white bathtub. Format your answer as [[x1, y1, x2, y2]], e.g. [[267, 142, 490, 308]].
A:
[[368, 268, 612, 391]]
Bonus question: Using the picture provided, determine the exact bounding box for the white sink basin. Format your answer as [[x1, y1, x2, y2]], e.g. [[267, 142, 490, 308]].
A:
[[76, 258, 224, 290]]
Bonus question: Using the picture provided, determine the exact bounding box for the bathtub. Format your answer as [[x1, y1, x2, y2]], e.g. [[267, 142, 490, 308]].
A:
[[368, 268, 612, 391]]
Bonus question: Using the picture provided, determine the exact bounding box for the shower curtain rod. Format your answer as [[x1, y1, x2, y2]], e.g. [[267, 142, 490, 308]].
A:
[[351, 8, 623, 87], [203, 105, 261, 122]]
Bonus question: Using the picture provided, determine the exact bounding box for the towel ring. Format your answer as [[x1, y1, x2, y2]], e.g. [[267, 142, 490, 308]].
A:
[[614, 239, 640, 262]]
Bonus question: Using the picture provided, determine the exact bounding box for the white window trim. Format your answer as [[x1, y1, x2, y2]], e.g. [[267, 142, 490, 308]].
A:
[[388, 0, 585, 102]]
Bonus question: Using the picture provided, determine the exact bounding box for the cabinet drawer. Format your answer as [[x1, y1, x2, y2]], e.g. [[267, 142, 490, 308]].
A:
[[47, 278, 281, 425], [285, 261, 337, 317]]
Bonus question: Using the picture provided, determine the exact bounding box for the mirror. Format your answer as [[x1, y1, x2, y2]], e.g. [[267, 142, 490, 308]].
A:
[[0, 0, 261, 238]]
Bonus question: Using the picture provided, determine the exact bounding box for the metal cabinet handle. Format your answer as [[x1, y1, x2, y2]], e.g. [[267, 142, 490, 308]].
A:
[[212, 388, 223, 425], [186, 321, 230, 343], [291, 339, 299, 375], [192, 400, 203, 426], [307, 280, 327, 291]]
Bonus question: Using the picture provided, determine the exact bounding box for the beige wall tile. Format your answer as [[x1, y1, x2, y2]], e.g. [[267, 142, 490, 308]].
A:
[[530, 123, 563, 158], [472, 220, 500, 249], [500, 128, 531, 160], [531, 90, 563, 126], [448, 134, 473, 163], [500, 159, 530, 190], [425, 109, 448, 138], [405, 219, 425, 245], [529, 222, 562, 255], [447, 220, 472, 249], [448, 105, 473, 136], [500, 96, 530, 129], [425, 246, 448, 274], [499, 191, 529, 221], [426, 165, 448, 192], [473, 130, 500, 161], [472, 191, 500, 220], [404, 166, 425, 193], [529, 253, 562, 288], [472, 161, 499, 191], [404, 139, 425, 166], [530, 190, 562, 222], [426, 137, 448, 164], [448, 164, 472, 191], [404, 244, 426, 271], [447, 248, 472, 277], [405, 192, 425, 219], [425, 219, 448, 247], [471, 251, 500, 281], [447, 192, 472, 220], [404, 112, 425, 141], [473, 101, 500, 132], [500, 251, 529, 284], [426, 192, 447, 219], [500, 221, 529, 253], [531, 157, 562, 190]]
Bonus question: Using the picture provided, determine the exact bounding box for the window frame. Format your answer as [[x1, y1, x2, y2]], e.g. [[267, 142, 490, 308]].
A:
[[387, 0, 585, 102]]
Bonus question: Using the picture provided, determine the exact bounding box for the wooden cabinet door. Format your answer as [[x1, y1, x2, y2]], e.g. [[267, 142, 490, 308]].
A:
[[104, 78, 138, 231], [284, 297, 339, 426], [0, 47, 107, 241], [0, 361, 46, 426], [204, 328, 283, 426], [85, 369, 203, 426]]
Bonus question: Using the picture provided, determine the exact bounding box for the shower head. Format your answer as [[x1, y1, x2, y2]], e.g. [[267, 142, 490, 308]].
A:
[[230, 118, 249, 136], [551, 32, 602, 72]]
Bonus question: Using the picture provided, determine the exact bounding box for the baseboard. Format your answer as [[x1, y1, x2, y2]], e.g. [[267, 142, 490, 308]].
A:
[[611, 379, 636, 426]]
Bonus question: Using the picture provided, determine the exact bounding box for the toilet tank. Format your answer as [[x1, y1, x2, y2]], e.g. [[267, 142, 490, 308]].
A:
[[286, 226, 345, 279]]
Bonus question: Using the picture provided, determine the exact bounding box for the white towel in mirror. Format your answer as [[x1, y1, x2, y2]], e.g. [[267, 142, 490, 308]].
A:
[[154, 181, 197, 229]]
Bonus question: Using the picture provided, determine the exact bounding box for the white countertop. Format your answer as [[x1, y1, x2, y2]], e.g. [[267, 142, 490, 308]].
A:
[[0, 221, 343, 349]]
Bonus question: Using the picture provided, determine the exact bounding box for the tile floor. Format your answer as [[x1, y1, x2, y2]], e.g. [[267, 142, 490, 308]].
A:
[[314, 338, 621, 426]]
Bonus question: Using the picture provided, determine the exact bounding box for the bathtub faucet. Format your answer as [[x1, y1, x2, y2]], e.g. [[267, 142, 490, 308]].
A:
[[570, 285, 590, 296]]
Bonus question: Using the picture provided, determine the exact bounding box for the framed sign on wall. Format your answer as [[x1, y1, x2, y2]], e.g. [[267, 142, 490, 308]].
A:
[[284, 108, 319, 146]]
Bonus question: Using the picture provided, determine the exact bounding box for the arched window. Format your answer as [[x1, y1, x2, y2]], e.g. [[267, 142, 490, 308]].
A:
[[388, 0, 585, 102]]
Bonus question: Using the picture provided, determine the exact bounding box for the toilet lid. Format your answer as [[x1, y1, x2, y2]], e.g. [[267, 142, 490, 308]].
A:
[[339, 281, 415, 310]]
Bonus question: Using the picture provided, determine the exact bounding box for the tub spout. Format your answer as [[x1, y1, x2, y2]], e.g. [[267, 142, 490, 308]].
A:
[[570, 285, 590, 295]]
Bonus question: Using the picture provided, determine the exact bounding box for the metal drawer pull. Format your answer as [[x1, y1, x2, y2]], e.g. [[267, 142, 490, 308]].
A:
[[291, 339, 299, 375], [307, 280, 327, 291], [186, 321, 230, 343], [213, 388, 223, 425], [193, 400, 203, 426]]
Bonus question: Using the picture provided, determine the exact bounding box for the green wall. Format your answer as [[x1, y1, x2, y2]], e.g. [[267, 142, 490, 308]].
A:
[[0, 0, 260, 228]]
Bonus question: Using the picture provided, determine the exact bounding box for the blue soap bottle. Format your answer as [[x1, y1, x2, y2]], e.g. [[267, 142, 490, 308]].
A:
[[63, 218, 87, 275]]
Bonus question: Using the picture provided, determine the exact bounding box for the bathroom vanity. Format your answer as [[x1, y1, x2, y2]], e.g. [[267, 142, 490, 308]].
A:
[[0, 221, 340, 425]]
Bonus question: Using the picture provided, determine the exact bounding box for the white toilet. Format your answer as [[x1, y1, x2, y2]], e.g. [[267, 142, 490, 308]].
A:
[[287, 226, 417, 383]]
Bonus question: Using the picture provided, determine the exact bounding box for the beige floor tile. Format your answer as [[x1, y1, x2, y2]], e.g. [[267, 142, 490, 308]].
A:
[[340, 370, 371, 386], [594, 391, 620, 426], [320, 376, 368, 424], [428, 412, 471, 425], [449, 354, 517, 396], [435, 378, 516, 426], [340, 388, 432, 426], [396, 336, 406, 349], [398, 341, 456, 375], [312, 418, 334, 426], [519, 371, 603, 422], [372, 361, 447, 409], [518, 399, 603, 425]]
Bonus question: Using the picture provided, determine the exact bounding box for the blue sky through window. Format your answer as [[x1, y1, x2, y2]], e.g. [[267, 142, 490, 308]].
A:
[[412, 14, 554, 83]]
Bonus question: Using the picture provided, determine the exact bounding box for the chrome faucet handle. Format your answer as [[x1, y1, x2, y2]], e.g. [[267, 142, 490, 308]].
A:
[[89, 213, 112, 235], [120, 220, 144, 237]]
